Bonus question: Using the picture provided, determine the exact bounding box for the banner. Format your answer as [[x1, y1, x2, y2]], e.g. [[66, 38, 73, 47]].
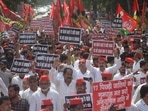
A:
[[33, 44, 48, 54], [92, 40, 114, 56], [92, 78, 133, 111], [10, 59, 32, 73], [65, 94, 92, 110], [58, 27, 82, 44], [19, 33, 36, 44], [35, 54, 59, 70]]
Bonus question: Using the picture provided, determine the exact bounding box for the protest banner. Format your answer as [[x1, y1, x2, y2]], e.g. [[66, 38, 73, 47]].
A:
[[111, 17, 122, 28], [65, 94, 92, 110], [58, 27, 82, 44], [30, 20, 41, 29], [41, 16, 54, 34], [32, 44, 48, 54], [92, 78, 133, 111], [92, 40, 114, 56], [19, 33, 36, 44], [35, 53, 59, 70], [10, 59, 32, 73]]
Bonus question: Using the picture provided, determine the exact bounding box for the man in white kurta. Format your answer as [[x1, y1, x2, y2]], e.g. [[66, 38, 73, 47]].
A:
[[29, 75, 60, 111]]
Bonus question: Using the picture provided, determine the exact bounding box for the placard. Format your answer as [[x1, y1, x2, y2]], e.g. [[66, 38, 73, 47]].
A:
[[65, 94, 92, 110], [92, 78, 133, 111], [10, 59, 32, 73], [19, 33, 36, 44], [111, 18, 122, 28], [35, 54, 59, 69], [92, 40, 114, 56], [33, 44, 48, 54], [58, 27, 82, 44]]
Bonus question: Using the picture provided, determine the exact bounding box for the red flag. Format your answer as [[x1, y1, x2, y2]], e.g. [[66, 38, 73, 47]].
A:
[[132, 0, 139, 13], [78, 0, 84, 12], [116, 3, 137, 32], [62, 0, 72, 26], [142, 0, 147, 26]]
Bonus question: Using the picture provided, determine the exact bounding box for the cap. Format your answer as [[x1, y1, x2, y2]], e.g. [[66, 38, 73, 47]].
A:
[[76, 78, 85, 84], [39, 75, 50, 81], [98, 57, 106, 62], [130, 38, 134, 42], [125, 57, 134, 63], [69, 98, 83, 105], [101, 72, 112, 78], [40, 108, 50, 111], [55, 49, 62, 54], [41, 99, 53, 106]]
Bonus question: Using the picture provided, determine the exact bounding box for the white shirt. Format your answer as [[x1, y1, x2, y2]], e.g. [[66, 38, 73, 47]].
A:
[[136, 99, 148, 111], [11, 75, 23, 90], [134, 71, 146, 87], [29, 88, 60, 111], [132, 83, 148, 104], [132, 60, 142, 73], [76, 70, 92, 93], [126, 103, 138, 111], [86, 57, 121, 82], [22, 87, 40, 103], [113, 73, 125, 80], [49, 68, 76, 110], [0, 77, 8, 97]]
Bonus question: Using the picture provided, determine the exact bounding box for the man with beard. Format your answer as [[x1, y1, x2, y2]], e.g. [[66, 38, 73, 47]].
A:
[[75, 78, 86, 94], [0, 96, 11, 111], [113, 62, 126, 80], [29, 75, 60, 111], [8, 84, 29, 111]]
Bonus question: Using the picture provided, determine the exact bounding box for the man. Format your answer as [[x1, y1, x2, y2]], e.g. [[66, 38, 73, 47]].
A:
[[50, 66, 76, 110], [76, 78, 86, 94], [22, 75, 39, 103], [8, 84, 29, 111], [69, 98, 83, 111], [41, 99, 53, 111], [86, 49, 121, 82], [0, 96, 11, 111], [113, 62, 126, 80], [132, 52, 143, 73], [132, 72, 148, 104], [134, 60, 147, 89], [136, 84, 148, 111], [29, 75, 60, 111]]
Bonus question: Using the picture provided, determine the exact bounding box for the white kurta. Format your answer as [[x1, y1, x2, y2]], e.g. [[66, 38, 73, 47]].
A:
[[49, 67, 76, 110], [132, 59, 143, 73], [134, 71, 146, 86], [29, 88, 60, 111], [86, 57, 121, 82], [11, 75, 23, 90], [136, 99, 148, 111], [22, 87, 40, 103], [113, 73, 125, 80]]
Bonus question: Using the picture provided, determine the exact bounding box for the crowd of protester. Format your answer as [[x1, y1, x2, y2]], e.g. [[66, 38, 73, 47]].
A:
[[0, 20, 148, 111]]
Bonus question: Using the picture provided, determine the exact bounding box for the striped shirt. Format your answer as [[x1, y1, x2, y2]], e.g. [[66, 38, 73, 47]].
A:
[[136, 99, 148, 111]]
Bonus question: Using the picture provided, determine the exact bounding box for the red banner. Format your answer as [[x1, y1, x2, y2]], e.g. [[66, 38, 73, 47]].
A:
[[92, 78, 133, 111], [92, 40, 114, 56]]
